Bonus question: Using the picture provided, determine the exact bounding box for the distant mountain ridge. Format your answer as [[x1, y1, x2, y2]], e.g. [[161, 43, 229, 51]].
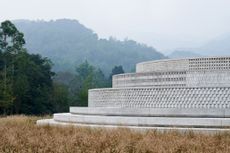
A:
[[168, 50, 202, 59], [169, 34, 230, 57], [199, 34, 230, 56], [13, 19, 166, 75]]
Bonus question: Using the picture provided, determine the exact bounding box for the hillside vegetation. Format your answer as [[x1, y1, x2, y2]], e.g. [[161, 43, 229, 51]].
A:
[[0, 20, 127, 114], [0, 116, 229, 153], [14, 19, 166, 74]]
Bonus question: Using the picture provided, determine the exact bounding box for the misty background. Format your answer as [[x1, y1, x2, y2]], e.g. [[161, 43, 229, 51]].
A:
[[1, 0, 230, 55], [1, 0, 230, 114]]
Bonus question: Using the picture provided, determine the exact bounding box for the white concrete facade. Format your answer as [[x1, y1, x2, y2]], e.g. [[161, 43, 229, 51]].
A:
[[89, 87, 230, 108], [37, 57, 230, 133], [114, 57, 230, 88], [136, 57, 230, 73], [113, 71, 230, 88]]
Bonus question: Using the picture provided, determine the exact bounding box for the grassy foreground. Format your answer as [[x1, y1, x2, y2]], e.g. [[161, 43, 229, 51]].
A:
[[0, 116, 230, 153]]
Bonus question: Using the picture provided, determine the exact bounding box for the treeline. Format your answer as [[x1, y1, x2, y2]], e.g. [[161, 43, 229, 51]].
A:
[[0, 20, 124, 115], [0, 21, 54, 114], [54, 62, 124, 107]]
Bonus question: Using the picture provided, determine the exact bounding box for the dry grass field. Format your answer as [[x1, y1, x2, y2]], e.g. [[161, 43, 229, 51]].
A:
[[0, 116, 230, 153]]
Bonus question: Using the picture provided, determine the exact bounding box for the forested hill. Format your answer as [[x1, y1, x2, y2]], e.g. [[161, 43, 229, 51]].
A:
[[13, 19, 165, 74]]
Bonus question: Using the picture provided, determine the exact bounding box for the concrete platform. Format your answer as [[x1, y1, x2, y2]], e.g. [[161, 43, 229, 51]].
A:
[[53, 113, 230, 128], [37, 118, 230, 134], [37, 107, 230, 133]]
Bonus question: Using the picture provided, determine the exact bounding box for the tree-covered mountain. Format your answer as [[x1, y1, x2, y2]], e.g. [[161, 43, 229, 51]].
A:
[[13, 19, 165, 75]]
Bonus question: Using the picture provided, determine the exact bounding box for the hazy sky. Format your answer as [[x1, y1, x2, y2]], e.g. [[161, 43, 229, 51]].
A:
[[1, 0, 230, 53]]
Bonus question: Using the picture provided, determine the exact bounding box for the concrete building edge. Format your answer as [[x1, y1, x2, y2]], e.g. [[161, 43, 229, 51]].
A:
[[69, 107, 230, 118], [52, 113, 230, 128], [36, 119, 230, 134]]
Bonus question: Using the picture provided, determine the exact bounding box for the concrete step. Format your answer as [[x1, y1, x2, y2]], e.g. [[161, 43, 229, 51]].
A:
[[70, 107, 230, 118], [53, 113, 230, 128], [36, 119, 230, 134]]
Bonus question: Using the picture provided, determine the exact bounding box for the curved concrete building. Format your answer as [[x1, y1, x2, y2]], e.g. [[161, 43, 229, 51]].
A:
[[37, 57, 230, 133]]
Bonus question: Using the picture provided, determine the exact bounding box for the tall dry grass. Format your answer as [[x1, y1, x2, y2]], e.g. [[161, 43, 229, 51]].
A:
[[0, 115, 230, 153]]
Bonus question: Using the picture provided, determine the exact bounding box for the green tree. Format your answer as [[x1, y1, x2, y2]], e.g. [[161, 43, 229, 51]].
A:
[[109, 65, 125, 86], [0, 20, 55, 115], [76, 60, 94, 80], [70, 61, 108, 106], [51, 82, 69, 113], [12, 52, 54, 114], [0, 20, 25, 114]]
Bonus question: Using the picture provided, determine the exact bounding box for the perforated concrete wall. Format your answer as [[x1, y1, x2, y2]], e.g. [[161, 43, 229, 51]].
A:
[[136, 57, 230, 73], [186, 71, 230, 87], [188, 57, 230, 71], [91, 57, 230, 109], [113, 70, 230, 88], [113, 71, 186, 88], [89, 87, 230, 108], [136, 59, 189, 73]]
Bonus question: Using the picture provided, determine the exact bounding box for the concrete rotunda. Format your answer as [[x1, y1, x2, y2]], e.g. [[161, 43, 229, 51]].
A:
[[38, 57, 230, 133]]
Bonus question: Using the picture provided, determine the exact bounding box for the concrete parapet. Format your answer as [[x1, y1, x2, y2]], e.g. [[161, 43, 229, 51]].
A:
[[113, 70, 230, 88], [136, 57, 230, 73], [89, 87, 230, 108]]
